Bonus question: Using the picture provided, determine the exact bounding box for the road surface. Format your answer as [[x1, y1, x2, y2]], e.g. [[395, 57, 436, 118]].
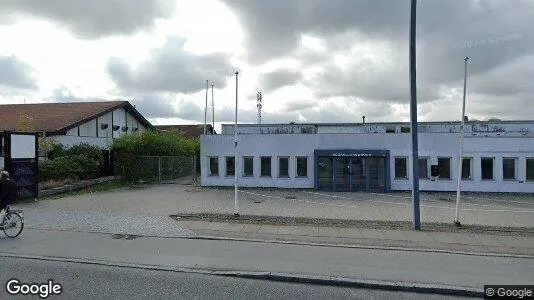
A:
[[0, 257, 473, 300]]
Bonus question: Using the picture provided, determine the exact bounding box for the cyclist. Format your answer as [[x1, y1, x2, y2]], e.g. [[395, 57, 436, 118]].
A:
[[0, 171, 18, 225]]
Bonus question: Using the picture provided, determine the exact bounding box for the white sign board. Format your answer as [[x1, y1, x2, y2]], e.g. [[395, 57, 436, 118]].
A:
[[10, 134, 36, 159]]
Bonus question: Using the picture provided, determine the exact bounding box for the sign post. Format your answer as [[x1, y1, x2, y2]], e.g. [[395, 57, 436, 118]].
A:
[[3, 131, 39, 200]]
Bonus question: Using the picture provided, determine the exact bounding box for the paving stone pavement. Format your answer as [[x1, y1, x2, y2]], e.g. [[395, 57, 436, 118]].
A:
[[20, 208, 196, 238]]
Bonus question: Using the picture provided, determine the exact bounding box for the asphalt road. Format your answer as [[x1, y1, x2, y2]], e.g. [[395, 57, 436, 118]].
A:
[[0, 257, 473, 300], [1, 229, 532, 290]]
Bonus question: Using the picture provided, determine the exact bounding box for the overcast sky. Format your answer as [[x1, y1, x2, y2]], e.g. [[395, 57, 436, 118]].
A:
[[0, 0, 532, 130]]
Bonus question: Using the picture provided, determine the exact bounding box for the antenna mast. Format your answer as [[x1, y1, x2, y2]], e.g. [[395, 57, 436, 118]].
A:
[[257, 92, 262, 124]]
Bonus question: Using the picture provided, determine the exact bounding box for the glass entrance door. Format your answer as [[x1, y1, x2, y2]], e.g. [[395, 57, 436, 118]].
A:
[[333, 157, 349, 191], [316, 155, 387, 192], [367, 157, 386, 190], [349, 158, 366, 191], [318, 157, 333, 190]]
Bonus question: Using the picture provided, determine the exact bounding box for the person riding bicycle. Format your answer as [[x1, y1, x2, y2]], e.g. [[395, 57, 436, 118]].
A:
[[0, 171, 18, 224]]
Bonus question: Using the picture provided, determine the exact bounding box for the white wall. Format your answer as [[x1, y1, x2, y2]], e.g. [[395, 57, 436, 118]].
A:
[[201, 133, 534, 192], [79, 119, 97, 137]]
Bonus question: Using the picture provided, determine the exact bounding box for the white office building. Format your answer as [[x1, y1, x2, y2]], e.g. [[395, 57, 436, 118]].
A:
[[200, 121, 534, 193]]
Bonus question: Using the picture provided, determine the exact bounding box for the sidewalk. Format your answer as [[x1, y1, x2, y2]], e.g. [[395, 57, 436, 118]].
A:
[[1, 228, 532, 295], [175, 219, 534, 256]]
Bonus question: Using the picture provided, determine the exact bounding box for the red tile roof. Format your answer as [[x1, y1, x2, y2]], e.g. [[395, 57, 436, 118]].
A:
[[0, 101, 153, 133], [155, 124, 215, 138]]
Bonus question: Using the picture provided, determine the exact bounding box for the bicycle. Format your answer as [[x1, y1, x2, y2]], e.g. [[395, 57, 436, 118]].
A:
[[1, 205, 24, 238]]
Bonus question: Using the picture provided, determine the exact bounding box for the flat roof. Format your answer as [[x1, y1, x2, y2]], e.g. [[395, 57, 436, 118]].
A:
[[221, 120, 534, 126]]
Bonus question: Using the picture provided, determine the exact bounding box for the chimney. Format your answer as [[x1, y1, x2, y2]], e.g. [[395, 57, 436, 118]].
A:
[[362, 116, 366, 123]]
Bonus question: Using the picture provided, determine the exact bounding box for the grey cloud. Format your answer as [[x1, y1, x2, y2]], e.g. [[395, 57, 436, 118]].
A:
[[130, 95, 179, 119], [0, 0, 175, 39], [181, 97, 394, 125], [258, 69, 303, 93], [106, 36, 235, 94], [0, 55, 37, 90], [283, 99, 317, 112], [222, 0, 534, 120]]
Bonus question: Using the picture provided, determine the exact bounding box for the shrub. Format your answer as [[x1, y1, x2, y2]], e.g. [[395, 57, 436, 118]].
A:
[[39, 154, 101, 181], [112, 131, 200, 182]]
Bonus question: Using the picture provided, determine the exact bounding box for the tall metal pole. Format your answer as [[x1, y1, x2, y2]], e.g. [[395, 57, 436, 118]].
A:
[[454, 57, 469, 226], [409, 0, 421, 230], [204, 80, 208, 135], [234, 71, 239, 217], [211, 84, 215, 133]]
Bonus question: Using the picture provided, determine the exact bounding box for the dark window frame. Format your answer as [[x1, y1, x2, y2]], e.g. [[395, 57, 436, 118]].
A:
[[208, 157, 219, 176], [225, 156, 235, 177], [260, 156, 271, 177], [243, 156, 254, 177], [437, 157, 452, 179], [278, 156, 290, 178], [418, 157, 429, 179], [296, 156, 308, 178], [461, 157, 473, 180], [527, 158, 534, 181], [394, 157, 408, 179], [502, 157, 517, 181], [481, 157, 494, 180]]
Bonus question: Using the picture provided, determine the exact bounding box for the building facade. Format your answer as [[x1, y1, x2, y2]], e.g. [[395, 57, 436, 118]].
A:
[[200, 121, 534, 193], [0, 101, 153, 169]]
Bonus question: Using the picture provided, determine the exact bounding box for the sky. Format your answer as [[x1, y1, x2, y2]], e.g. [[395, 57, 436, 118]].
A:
[[0, 0, 532, 132]]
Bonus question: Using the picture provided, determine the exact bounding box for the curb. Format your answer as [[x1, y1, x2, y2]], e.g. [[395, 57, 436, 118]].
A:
[[20, 227, 534, 259], [0, 252, 484, 297], [186, 234, 534, 259]]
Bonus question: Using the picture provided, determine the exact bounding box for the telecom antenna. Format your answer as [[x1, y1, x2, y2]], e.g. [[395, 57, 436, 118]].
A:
[[257, 92, 262, 124]]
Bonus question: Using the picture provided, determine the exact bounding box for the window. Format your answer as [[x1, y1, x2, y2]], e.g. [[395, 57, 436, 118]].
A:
[[278, 157, 289, 178], [209, 157, 218, 176], [527, 158, 534, 181], [296, 157, 308, 177], [226, 157, 235, 176], [394, 157, 408, 179], [243, 157, 254, 177], [502, 158, 516, 180], [481, 157, 494, 180], [400, 126, 410, 133], [437, 157, 451, 179], [418, 158, 428, 179], [260, 157, 271, 177], [461, 158, 472, 180]]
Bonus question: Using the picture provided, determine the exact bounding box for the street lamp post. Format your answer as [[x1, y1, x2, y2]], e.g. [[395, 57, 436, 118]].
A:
[[409, 0, 421, 230], [204, 80, 208, 135], [212, 84, 215, 133], [454, 56, 470, 227], [234, 71, 239, 217]]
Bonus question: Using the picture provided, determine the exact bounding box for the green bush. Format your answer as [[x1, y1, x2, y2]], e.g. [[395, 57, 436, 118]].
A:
[[111, 131, 200, 182], [39, 154, 101, 181], [49, 143, 104, 164]]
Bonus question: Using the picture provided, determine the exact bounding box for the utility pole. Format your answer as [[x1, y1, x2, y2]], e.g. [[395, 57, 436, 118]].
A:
[[204, 80, 208, 135], [212, 83, 215, 134], [454, 56, 470, 227], [409, 0, 421, 230], [234, 71, 239, 217]]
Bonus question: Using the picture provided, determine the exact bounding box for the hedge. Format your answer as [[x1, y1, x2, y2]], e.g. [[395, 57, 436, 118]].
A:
[[40, 143, 105, 181], [111, 131, 200, 182], [39, 154, 101, 181]]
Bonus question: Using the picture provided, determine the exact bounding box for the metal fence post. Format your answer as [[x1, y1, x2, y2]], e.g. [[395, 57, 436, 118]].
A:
[[158, 156, 162, 184]]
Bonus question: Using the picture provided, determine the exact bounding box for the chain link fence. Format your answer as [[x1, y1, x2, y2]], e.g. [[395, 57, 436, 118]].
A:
[[134, 156, 198, 185]]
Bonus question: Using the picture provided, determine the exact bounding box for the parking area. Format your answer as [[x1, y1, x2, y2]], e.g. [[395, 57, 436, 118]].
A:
[[14, 182, 534, 229]]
